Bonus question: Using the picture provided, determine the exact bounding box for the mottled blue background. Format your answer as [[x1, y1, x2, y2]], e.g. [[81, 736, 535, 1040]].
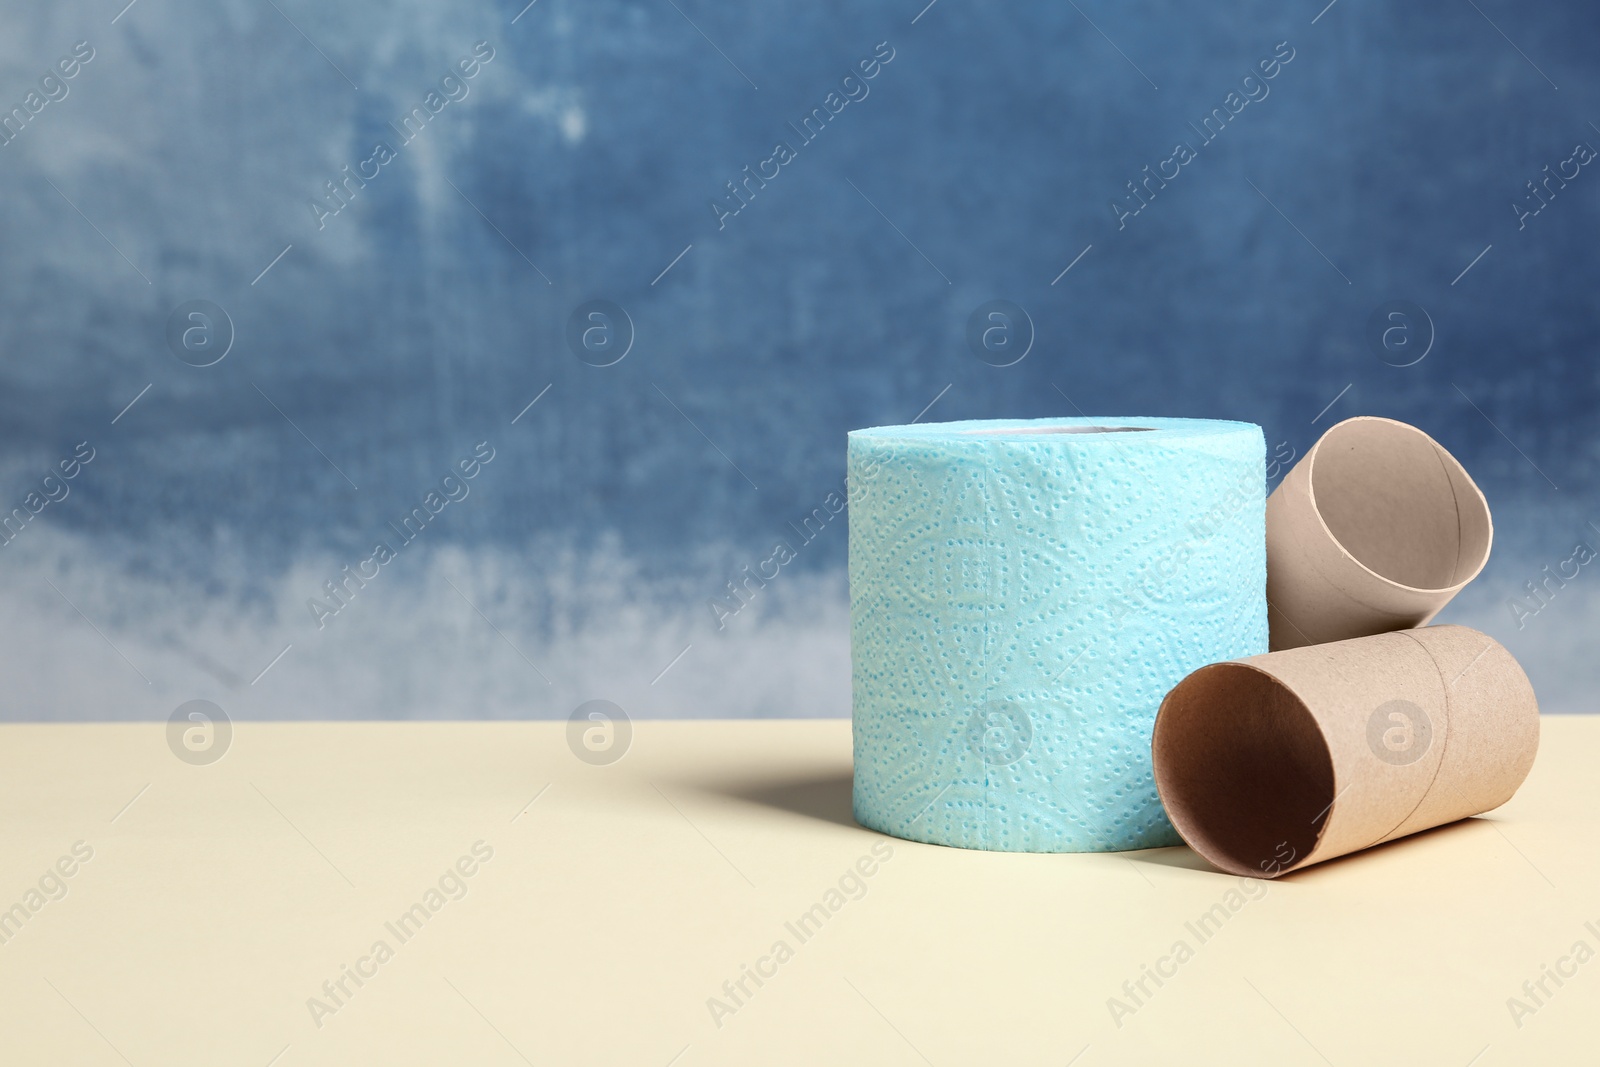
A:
[[0, 0, 1594, 718]]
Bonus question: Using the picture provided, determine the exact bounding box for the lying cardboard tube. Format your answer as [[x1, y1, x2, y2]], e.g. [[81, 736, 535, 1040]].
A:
[[1266, 417, 1493, 650], [1151, 624, 1538, 878]]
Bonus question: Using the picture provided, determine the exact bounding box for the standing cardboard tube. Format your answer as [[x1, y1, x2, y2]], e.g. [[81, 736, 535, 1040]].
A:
[[1151, 625, 1538, 878], [1266, 417, 1493, 650]]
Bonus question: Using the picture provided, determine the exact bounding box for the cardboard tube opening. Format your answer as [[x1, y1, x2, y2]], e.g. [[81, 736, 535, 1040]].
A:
[[960, 426, 1156, 435], [1309, 419, 1492, 592], [1152, 663, 1334, 877]]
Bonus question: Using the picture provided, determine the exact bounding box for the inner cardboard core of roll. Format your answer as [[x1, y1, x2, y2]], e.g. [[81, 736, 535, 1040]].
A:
[[1154, 664, 1335, 877], [1309, 420, 1492, 591], [961, 426, 1156, 435]]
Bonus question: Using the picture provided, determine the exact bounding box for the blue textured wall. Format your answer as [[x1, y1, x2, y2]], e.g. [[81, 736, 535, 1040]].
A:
[[0, 0, 1594, 718]]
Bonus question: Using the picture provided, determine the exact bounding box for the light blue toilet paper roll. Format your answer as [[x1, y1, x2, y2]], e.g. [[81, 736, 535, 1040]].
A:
[[849, 417, 1267, 852]]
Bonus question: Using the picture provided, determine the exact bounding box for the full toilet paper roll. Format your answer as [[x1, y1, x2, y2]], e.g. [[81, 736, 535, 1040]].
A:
[[849, 417, 1267, 852]]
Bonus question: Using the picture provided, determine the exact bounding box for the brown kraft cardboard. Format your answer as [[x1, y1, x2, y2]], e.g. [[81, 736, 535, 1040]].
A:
[[1151, 625, 1538, 878], [1266, 417, 1492, 650]]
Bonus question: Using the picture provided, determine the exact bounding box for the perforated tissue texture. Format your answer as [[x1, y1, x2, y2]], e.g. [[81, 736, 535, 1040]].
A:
[[849, 417, 1267, 852]]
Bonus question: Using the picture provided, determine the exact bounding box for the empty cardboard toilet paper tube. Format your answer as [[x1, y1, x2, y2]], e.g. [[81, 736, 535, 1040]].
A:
[[849, 416, 1267, 853], [1151, 624, 1538, 878], [1266, 417, 1492, 650]]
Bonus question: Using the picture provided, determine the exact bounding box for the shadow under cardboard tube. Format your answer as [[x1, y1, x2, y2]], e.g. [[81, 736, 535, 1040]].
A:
[[1135, 816, 1496, 881]]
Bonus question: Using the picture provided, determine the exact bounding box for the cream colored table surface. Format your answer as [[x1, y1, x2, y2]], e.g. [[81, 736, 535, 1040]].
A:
[[1, 718, 1594, 1067]]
